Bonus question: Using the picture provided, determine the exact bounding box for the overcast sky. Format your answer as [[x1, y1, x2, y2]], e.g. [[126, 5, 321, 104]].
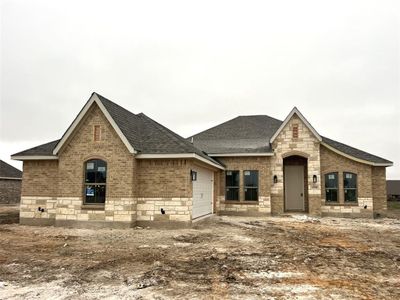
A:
[[1, 0, 399, 179]]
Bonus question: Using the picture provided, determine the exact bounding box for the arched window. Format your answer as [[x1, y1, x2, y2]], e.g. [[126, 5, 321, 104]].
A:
[[84, 159, 107, 204]]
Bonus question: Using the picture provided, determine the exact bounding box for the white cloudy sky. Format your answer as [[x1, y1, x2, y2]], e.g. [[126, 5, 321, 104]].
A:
[[1, 0, 399, 178]]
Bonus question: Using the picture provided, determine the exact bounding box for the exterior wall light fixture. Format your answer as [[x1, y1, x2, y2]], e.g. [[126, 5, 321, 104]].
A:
[[273, 175, 278, 184], [313, 175, 317, 183]]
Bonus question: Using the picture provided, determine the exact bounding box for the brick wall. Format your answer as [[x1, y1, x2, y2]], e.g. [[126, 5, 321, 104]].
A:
[[137, 159, 191, 198], [19, 103, 200, 227], [372, 167, 387, 216], [21, 160, 58, 197], [320, 145, 374, 218], [57, 103, 136, 198], [20, 160, 59, 224], [216, 156, 271, 215], [0, 179, 21, 204], [271, 114, 321, 216]]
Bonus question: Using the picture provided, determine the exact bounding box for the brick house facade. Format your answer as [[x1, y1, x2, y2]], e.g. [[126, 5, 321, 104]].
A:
[[12, 93, 392, 228], [0, 160, 22, 204]]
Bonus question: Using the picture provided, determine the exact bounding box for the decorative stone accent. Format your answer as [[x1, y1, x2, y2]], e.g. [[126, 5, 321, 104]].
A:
[[136, 197, 192, 222], [20, 196, 57, 222], [271, 114, 322, 215], [321, 197, 373, 218]]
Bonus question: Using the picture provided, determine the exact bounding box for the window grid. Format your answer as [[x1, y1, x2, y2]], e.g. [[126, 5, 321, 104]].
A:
[[225, 170, 239, 201], [324, 172, 338, 202], [84, 159, 107, 204], [344, 172, 357, 202], [244, 170, 258, 201]]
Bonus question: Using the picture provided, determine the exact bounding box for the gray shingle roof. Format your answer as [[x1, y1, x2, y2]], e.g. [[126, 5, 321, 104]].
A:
[[12, 94, 392, 166], [0, 160, 22, 178], [190, 115, 392, 165], [190, 115, 282, 154], [12, 140, 59, 157], [321, 136, 392, 165], [12, 93, 222, 167]]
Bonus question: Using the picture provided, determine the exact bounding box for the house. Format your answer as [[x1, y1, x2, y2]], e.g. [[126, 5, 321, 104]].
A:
[[387, 180, 400, 200], [0, 160, 22, 204], [11, 93, 393, 228]]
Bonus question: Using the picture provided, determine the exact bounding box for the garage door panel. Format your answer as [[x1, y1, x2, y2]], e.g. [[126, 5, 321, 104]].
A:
[[192, 167, 213, 219]]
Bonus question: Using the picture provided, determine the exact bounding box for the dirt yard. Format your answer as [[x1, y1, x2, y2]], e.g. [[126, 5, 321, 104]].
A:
[[0, 214, 399, 299]]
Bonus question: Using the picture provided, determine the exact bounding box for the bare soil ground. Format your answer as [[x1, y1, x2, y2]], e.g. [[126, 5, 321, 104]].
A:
[[0, 211, 399, 299]]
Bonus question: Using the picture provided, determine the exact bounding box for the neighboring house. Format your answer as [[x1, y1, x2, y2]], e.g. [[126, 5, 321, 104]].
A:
[[12, 93, 393, 228], [0, 160, 22, 204], [387, 180, 400, 200]]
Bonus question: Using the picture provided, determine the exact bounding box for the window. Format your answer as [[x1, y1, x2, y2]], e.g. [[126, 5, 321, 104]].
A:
[[244, 170, 258, 201], [84, 159, 107, 204], [94, 125, 101, 141], [325, 172, 338, 202], [226, 171, 239, 200], [344, 172, 357, 202], [292, 124, 299, 138]]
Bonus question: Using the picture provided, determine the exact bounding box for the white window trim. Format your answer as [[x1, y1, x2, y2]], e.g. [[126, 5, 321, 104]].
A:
[[11, 155, 59, 161], [208, 153, 274, 157]]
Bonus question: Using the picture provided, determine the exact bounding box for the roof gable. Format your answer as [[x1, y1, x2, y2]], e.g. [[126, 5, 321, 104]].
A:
[[12, 93, 223, 169], [270, 107, 322, 143], [53, 93, 135, 155]]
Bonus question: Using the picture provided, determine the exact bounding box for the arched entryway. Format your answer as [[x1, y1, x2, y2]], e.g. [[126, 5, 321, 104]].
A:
[[283, 155, 308, 212]]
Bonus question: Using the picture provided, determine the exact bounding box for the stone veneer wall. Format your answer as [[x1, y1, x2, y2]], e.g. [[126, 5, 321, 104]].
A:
[[320, 145, 374, 218], [0, 178, 22, 204], [215, 156, 271, 216], [271, 114, 322, 216]]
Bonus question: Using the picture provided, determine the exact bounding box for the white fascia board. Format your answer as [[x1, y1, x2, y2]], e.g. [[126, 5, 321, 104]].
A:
[[321, 142, 393, 167], [208, 153, 274, 157], [52, 93, 135, 155], [270, 107, 322, 143], [11, 155, 58, 161], [135, 153, 225, 170], [0, 177, 22, 180]]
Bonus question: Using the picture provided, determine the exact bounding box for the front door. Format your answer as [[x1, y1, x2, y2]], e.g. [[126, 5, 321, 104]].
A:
[[284, 165, 305, 211]]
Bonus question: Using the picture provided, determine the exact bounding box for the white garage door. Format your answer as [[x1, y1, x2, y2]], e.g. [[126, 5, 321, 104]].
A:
[[192, 167, 214, 219]]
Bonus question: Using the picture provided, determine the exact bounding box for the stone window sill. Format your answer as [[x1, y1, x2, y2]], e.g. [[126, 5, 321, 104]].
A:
[[81, 204, 105, 211], [221, 201, 259, 205], [323, 202, 358, 207]]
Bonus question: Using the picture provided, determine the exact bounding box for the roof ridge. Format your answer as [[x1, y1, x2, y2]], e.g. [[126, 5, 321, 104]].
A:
[[94, 93, 138, 117], [189, 116, 241, 139]]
